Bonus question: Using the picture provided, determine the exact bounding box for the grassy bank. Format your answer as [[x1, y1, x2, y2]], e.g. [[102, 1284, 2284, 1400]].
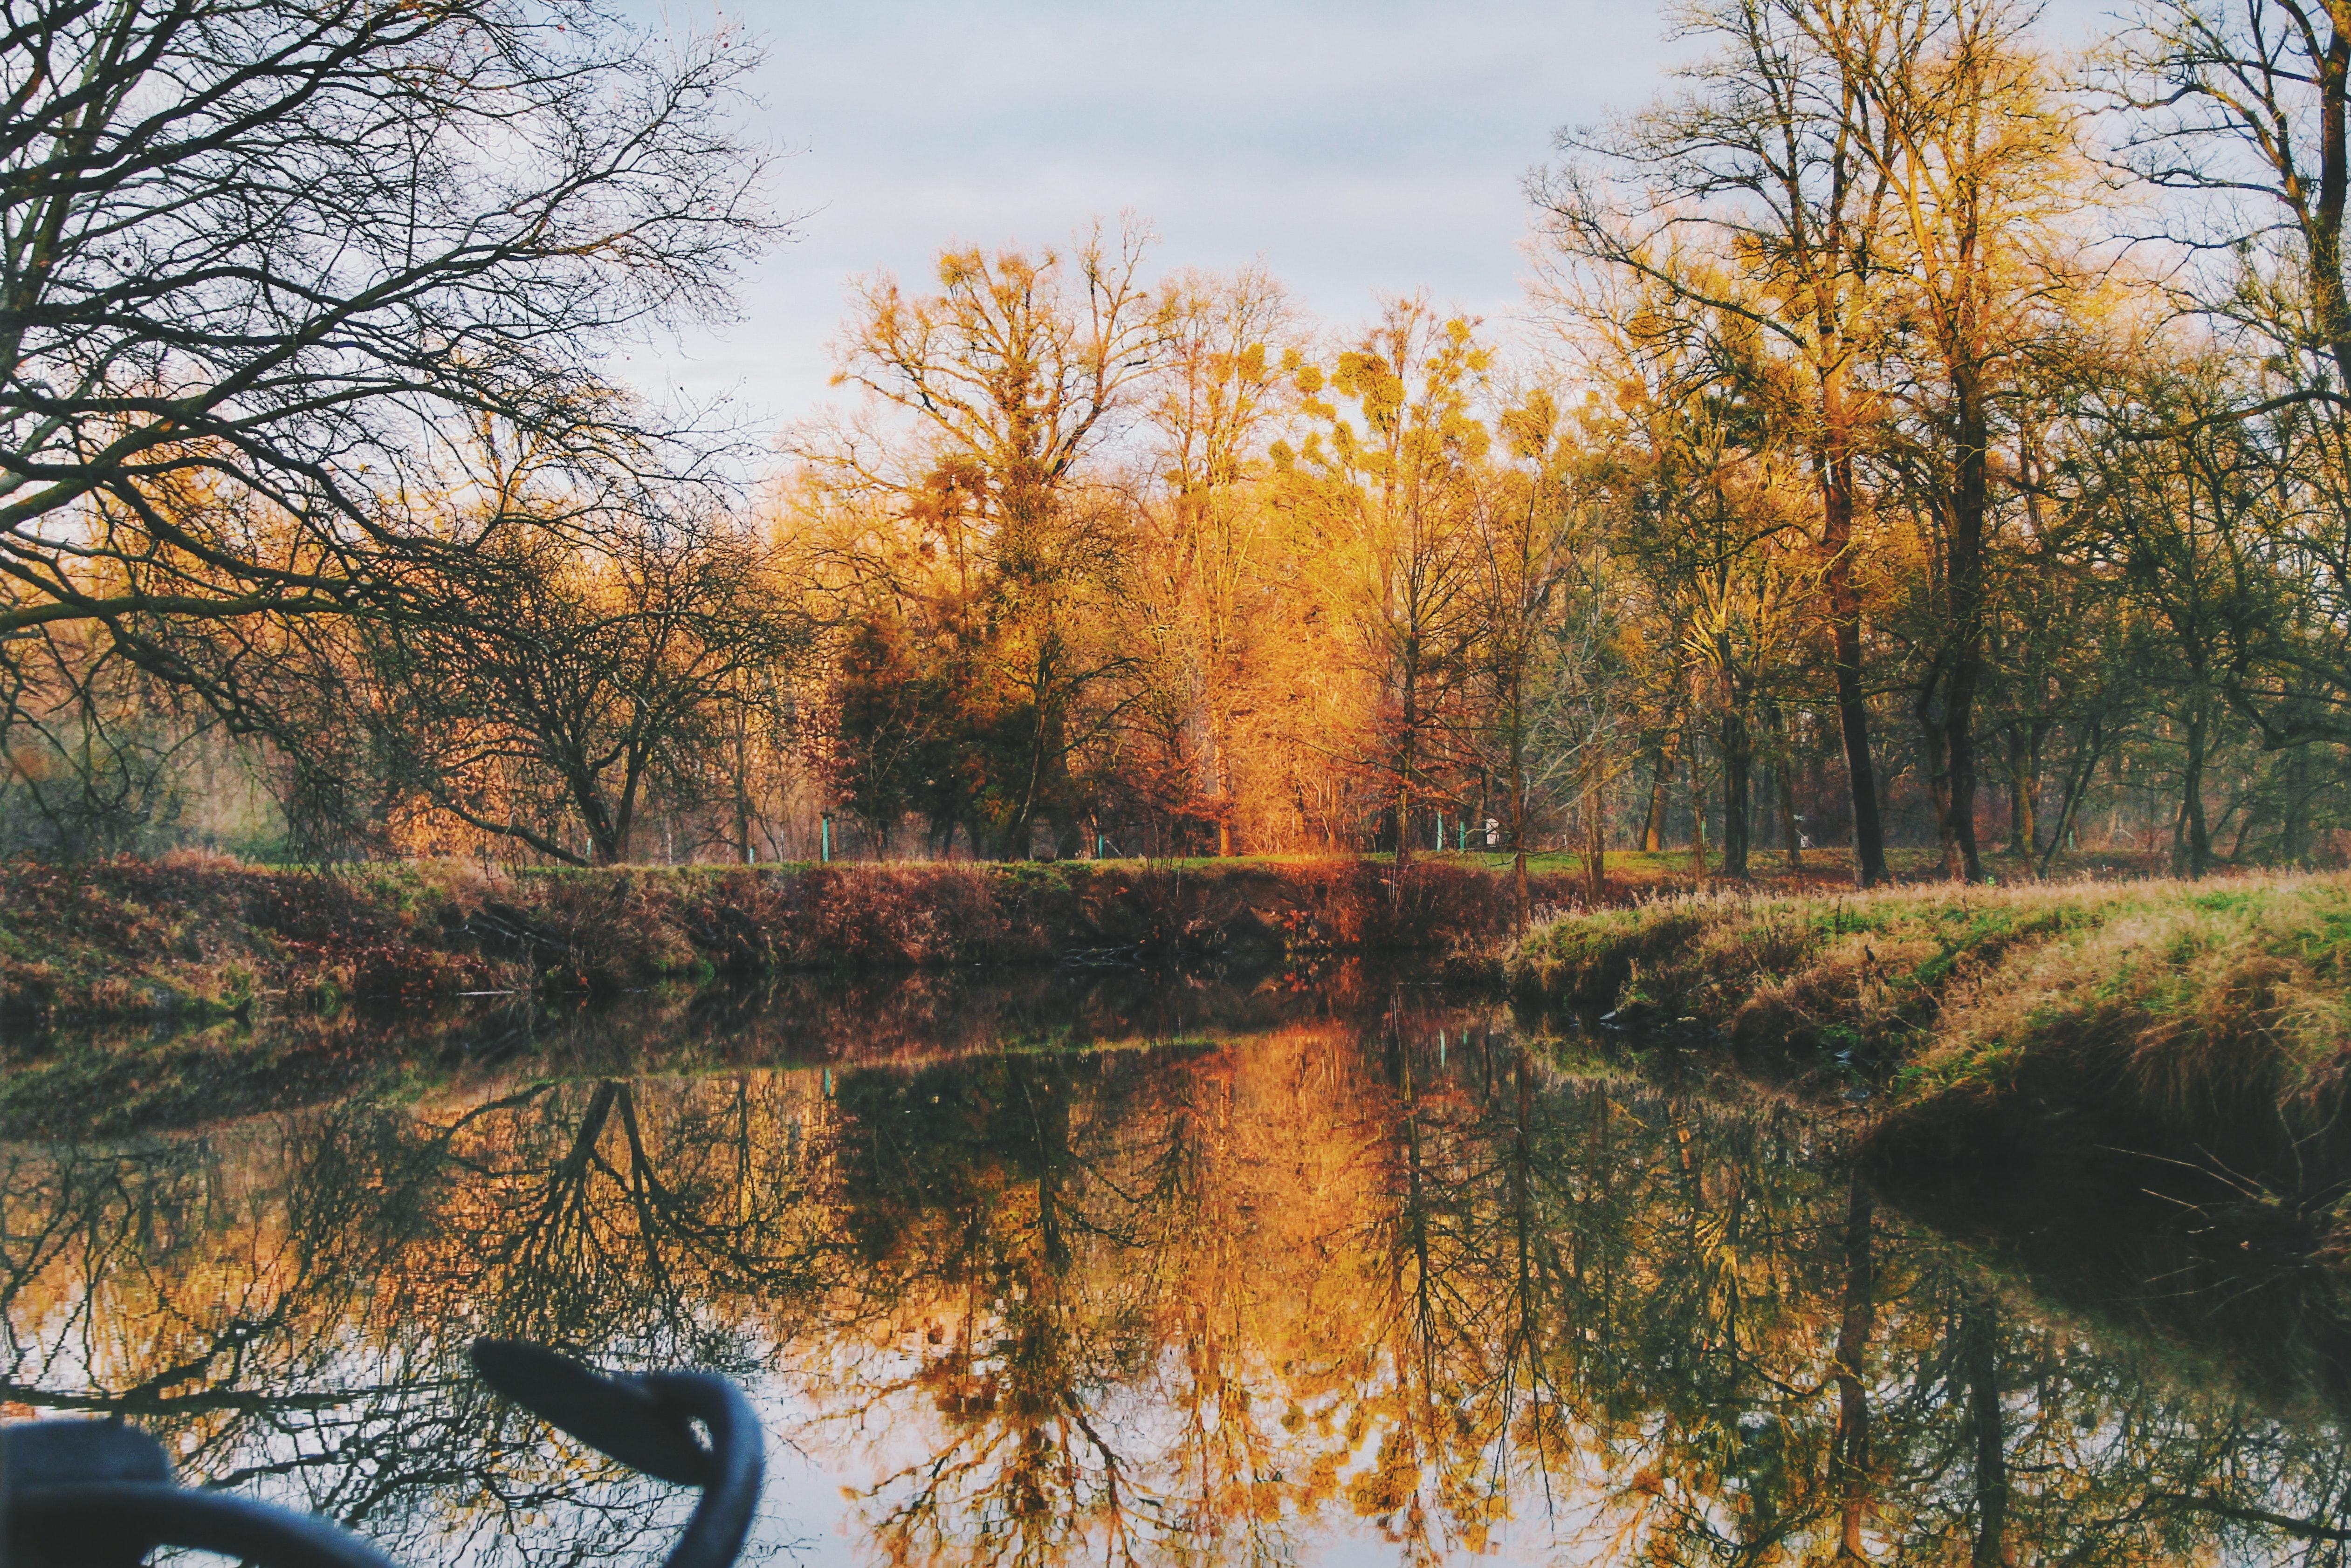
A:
[[1509, 873, 2351, 1234], [0, 853, 1592, 1029]]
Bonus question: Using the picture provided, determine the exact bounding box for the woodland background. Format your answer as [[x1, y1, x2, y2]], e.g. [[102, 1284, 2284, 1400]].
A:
[[6, 0, 2350, 890]]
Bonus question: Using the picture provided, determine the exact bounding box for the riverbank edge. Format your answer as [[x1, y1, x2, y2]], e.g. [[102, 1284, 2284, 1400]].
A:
[[1506, 872, 2351, 1249], [0, 855, 1594, 1029]]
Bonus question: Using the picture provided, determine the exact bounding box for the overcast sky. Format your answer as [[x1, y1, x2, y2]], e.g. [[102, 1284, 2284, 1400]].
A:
[[637, 0, 2124, 427]]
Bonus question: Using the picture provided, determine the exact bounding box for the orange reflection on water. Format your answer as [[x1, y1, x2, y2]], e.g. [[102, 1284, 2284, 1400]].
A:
[[7, 984, 2351, 1565]]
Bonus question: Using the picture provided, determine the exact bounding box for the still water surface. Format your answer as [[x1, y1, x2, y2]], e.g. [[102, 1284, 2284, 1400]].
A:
[[5, 965, 2351, 1565]]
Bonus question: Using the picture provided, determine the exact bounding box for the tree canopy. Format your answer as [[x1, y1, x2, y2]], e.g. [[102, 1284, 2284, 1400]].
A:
[[7, 0, 2351, 883]]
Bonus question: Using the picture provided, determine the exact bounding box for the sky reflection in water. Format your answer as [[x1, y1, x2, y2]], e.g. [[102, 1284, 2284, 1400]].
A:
[[4, 966, 2350, 1566]]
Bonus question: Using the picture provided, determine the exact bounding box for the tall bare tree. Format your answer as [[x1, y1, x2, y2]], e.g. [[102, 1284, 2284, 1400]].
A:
[[1863, 0, 2083, 880], [0, 0, 773, 655], [1532, 0, 1926, 886]]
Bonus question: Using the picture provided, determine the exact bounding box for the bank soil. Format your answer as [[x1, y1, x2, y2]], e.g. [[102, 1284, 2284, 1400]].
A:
[[1509, 873, 2351, 1257], [0, 855, 1586, 1029]]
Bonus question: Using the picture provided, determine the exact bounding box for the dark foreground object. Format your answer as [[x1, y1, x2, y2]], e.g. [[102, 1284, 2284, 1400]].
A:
[[0, 1339, 763, 1568]]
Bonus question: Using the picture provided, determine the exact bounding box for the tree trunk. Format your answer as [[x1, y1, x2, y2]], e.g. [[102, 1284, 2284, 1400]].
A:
[[582, 791, 627, 867], [1582, 765, 1606, 905], [1964, 1287, 2011, 1568], [1209, 664, 1237, 857], [2036, 717, 2105, 877], [1511, 718, 1532, 933], [1394, 641, 1418, 874], [1719, 705, 1752, 879], [1642, 731, 1679, 852], [1945, 666, 1984, 881], [1779, 751, 1804, 871], [1809, 744, 1832, 848], [1688, 735, 1708, 885], [1823, 448, 1890, 888], [2003, 723, 2036, 860], [1919, 673, 1959, 878], [1833, 1171, 1877, 1560], [1824, 496, 1881, 883], [2284, 743, 2316, 864], [2174, 702, 2213, 878], [1943, 362, 1989, 883]]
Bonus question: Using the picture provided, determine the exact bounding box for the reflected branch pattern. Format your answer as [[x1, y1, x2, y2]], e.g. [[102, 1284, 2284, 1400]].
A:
[[7, 998, 2351, 1565]]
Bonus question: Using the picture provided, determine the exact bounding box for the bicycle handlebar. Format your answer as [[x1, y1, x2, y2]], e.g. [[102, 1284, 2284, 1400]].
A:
[[0, 1341, 765, 1568], [10, 1484, 402, 1568], [469, 1338, 764, 1568]]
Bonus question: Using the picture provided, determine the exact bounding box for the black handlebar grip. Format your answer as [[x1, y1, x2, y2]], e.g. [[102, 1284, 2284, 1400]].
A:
[[9, 1484, 401, 1568], [6, 1346, 765, 1568], [469, 1338, 715, 1486], [469, 1339, 763, 1568], [636, 1371, 764, 1568]]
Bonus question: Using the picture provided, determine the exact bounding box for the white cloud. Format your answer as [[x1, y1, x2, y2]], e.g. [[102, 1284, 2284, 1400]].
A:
[[634, 0, 2125, 427]]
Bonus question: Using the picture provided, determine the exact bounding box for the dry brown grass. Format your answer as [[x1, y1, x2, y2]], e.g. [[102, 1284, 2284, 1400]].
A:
[[1894, 879, 2351, 1157], [0, 858, 505, 1026], [0, 854, 1598, 1025], [1511, 872, 2351, 1229]]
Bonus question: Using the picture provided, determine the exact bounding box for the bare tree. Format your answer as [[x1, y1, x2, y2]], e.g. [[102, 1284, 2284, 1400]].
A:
[[1532, 0, 1926, 886], [0, 0, 774, 658], [2111, 1, 2351, 757], [377, 505, 801, 866]]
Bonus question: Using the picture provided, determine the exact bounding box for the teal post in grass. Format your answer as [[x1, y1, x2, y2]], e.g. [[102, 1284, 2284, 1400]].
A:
[[820, 812, 832, 864]]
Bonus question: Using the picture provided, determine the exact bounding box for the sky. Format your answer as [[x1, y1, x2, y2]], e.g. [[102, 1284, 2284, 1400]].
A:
[[636, 0, 2124, 428]]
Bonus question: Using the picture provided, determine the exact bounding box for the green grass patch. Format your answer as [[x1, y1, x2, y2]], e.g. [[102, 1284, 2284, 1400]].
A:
[[1509, 872, 2351, 1241]]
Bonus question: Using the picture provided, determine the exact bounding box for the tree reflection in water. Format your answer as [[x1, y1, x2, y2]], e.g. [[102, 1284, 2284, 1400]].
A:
[[6, 981, 2351, 1566]]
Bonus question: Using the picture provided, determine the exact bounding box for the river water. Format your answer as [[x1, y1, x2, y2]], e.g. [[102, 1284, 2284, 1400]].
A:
[[5, 964, 2350, 1565]]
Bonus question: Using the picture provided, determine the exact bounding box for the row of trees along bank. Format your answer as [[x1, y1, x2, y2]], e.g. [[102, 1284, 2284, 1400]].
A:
[[4, 0, 2351, 891]]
